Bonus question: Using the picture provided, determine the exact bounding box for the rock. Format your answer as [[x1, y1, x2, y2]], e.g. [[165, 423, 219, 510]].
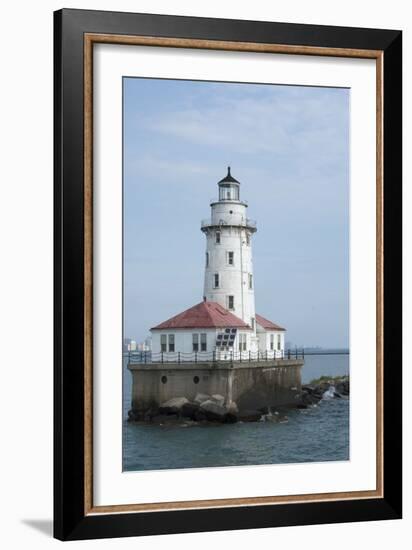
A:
[[226, 401, 239, 415], [302, 385, 316, 394], [159, 397, 189, 415], [200, 400, 228, 422], [194, 393, 210, 404], [336, 380, 349, 395], [181, 401, 200, 420], [238, 409, 262, 422], [128, 409, 144, 422], [144, 406, 160, 421], [301, 391, 321, 406], [224, 412, 238, 424], [211, 394, 225, 406], [194, 408, 207, 421], [150, 414, 179, 424]]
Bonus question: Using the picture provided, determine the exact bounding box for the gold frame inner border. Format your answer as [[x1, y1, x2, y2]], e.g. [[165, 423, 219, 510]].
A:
[[83, 33, 384, 515]]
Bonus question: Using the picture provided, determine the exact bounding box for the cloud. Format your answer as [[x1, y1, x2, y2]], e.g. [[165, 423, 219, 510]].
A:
[[138, 88, 348, 163]]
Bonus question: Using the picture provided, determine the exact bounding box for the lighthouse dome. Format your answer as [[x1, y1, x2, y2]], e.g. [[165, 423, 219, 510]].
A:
[[218, 166, 240, 184]]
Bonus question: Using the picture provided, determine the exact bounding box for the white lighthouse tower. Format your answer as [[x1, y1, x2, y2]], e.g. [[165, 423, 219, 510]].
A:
[[150, 167, 286, 360], [201, 167, 259, 351]]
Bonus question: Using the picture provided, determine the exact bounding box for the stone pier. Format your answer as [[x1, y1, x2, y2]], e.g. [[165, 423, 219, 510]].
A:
[[128, 359, 304, 415]]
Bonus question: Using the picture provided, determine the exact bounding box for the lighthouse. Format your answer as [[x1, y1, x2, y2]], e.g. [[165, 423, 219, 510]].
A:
[[149, 167, 286, 359], [128, 167, 304, 418], [201, 167, 259, 351]]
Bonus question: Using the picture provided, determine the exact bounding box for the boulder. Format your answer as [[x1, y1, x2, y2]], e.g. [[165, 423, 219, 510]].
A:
[[226, 401, 239, 415], [159, 397, 189, 415], [211, 394, 225, 406], [128, 409, 144, 422], [200, 400, 228, 422], [194, 393, 210, 404], [150, 414, 179, 424], [238, 409, 262, 422], [181, 401, 200, 420], [336, 380, 350, 395]]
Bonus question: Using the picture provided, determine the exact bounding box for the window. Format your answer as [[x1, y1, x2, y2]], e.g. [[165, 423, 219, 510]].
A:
[[214, 273, 219, 288], [246, 232, 250, 246], [226, 191, 231, 199], [206, 251, 209, 267], [238, 333, 247, 352], [160, 334, 167, 352], [251, 317, 255, 331], [192, 333, 199, 352], [277, 334, 281, 351], [248, 273, 253, 289], [270, 334, 274, 350], [228, 251, 234, 265], [168, 334, 175, 352], [227, 295, 235, 310], [200, 333, 207, 351], [215, 231, 221, 244]]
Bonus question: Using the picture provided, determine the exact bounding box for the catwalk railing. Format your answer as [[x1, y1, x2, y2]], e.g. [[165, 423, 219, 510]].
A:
[[125, 349, 351, 365]]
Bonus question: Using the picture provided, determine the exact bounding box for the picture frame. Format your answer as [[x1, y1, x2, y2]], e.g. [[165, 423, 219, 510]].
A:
[[54, 8, 402, 541]]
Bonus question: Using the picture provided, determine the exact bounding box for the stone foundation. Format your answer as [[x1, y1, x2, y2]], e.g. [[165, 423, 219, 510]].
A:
[[128, 359, 303, 414]]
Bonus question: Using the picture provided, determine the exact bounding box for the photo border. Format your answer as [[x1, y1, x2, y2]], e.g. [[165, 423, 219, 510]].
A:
[[54, 8, 401, 540]]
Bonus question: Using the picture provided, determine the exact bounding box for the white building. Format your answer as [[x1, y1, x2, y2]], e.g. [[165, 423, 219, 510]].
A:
[[151, 167, 285, 361]]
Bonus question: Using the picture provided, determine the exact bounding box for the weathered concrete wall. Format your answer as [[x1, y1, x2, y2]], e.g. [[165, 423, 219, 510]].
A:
[[129, 360, 303, 412]]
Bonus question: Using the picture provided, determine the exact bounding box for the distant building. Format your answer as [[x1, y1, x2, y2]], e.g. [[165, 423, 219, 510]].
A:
[[127, 340, 137, 351], [151, 167, 285, 359]]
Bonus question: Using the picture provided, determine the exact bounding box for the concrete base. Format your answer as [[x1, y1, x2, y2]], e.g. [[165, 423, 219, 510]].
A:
[[128, 360, 304, 413]]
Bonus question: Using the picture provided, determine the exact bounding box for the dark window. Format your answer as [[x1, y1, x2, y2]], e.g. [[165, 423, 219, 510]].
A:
[[192, 333, 199, 352], [228, 295, 234, 310], [193, 376, 200, 384], [214, 273, 219, 288], [249, 273, 253, 289], [228, 251, 234, 265], [200, 333, 207, 351], [206, 252, 209, 267], [216, 231, 221, 244], [168, 334, 175, 352], [161, 375, 167, 384], [246, 233, 250, 246], [160, 334, 167, 352]]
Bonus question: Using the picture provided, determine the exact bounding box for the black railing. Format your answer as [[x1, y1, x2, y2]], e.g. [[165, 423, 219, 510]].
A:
[[125, 348, 324, 364]]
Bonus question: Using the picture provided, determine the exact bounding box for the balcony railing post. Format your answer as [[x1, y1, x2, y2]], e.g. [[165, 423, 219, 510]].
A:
[[161, 351, 164, 364]]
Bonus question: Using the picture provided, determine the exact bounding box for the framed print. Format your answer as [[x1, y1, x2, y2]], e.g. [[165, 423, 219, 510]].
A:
[[54, 9, 402, 541]]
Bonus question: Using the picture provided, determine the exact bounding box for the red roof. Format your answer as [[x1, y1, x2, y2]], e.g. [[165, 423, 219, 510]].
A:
[[151, 301, 251, 330], [256, 313, 285, 331]]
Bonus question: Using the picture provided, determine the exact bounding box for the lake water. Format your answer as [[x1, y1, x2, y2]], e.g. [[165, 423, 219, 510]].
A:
[[123, 354, 349, 471]]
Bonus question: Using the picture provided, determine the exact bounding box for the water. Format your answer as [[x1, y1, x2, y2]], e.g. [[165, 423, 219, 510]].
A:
[[123, 354, 349, 471]]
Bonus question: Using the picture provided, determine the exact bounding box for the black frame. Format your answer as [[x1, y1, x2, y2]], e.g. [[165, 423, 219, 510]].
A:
[[54, 8, 402, 541]]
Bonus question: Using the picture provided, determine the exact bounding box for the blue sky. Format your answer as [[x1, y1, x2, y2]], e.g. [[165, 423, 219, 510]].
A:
[[123, 78, 349, 348]]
